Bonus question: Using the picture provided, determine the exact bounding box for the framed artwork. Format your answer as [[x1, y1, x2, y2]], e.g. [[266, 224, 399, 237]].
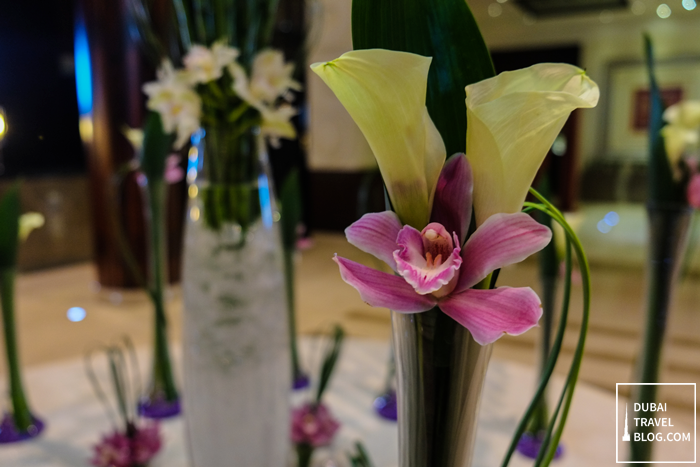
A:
[[602, 56, 700, 162]]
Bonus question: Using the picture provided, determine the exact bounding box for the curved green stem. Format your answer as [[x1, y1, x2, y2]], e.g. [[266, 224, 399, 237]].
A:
[[501, 188, 591, 467], [1, 268, 32, 431]]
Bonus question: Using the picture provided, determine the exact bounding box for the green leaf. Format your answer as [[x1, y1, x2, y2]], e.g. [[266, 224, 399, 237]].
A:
[[280, 169, 302, 250], [0, 184, 21, 269], [351, 0, 495, 156], [644, 34, 685, 205], [315, 325, 345, 404], [141, 112, 174, 182]]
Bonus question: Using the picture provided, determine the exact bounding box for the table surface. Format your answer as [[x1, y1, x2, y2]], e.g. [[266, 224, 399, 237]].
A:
[[0, 338, 695, 466]]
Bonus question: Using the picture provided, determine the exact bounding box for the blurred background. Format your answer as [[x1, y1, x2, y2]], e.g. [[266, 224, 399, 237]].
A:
[[1, 0, 700, 444]]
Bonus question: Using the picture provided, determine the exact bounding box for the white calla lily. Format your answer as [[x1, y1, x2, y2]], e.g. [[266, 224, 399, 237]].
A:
[[465, 63, 599, 225], [19, 213, 44, 242], [311, 49, 446, 229], [662, 100, 700, 170]]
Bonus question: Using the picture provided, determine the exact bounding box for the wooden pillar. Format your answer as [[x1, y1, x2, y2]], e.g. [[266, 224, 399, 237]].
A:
[[76, 0, 185, 288]]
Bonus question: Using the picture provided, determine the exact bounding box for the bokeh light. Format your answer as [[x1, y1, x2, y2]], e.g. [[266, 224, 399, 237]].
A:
[[67, 307, 86, 322]]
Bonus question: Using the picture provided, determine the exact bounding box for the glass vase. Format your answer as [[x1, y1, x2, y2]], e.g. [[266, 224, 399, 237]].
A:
[[629, 204, 692, 462], [182, 125, 290, 466], [392, 308, 492, 467]]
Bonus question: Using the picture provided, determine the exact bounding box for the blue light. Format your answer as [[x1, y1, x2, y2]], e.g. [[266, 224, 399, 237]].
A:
[[597, 220, 612, 234], [603, 211, 620, 227], [74, 19, 93, 116], [258, 174, 273, 228], [67, 307, 86, 322]]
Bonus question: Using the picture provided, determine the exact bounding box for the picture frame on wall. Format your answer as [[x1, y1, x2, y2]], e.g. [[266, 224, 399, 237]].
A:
[[601, 55, 700, 163]]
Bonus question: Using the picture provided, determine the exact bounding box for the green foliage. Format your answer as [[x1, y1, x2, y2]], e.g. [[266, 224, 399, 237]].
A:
[[172, 0, 281, 67], [644, 35, 685, 205], [141, 112, 174, 182], [347, 441, 376, 467], [351, 0, 495, 155], [315, 325, 345, 404], [0, 184, 21, 269]]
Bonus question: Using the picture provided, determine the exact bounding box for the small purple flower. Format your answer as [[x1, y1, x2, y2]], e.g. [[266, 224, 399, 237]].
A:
[[91, 431, 131, 467], [291, 403, 340, 448], [91, 423, 162, 467], [131, 423, 162, 465]]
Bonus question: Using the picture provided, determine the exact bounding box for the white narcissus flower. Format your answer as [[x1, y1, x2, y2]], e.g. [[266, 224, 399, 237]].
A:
[[183, 45, 219, 83], [662, 100, 700, 170], [229, 50, 300, 147], [260, 105, 297, 148], [183, 42, 239, 84], [211, 42, 240, 71], [249, 49, 301, 104], [465, 64, 599, 225], [143, 60, 202, 149]]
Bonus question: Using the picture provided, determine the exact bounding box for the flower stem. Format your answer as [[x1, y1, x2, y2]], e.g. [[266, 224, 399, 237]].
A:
[[0, 268, 32, 431], [296, 443, 314, 467], [283, 249, 303, 380], [145, 179, 178, 402]]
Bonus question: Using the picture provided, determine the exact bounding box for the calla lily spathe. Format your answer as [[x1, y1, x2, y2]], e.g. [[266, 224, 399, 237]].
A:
[[465, 64, 600, 225], [335, 155, 551, 345], [662, 100, 700, 171], [311, 50, 446, 229]]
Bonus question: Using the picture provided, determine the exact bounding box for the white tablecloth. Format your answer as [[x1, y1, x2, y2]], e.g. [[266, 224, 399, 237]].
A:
[[0, 338, 692, 466]]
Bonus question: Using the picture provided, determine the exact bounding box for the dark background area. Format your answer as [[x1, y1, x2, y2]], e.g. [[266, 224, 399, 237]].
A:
[[0, 0, 84, 177]]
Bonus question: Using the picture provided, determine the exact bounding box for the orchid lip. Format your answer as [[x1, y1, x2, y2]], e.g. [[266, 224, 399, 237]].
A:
[[394, 223, 463, 296]]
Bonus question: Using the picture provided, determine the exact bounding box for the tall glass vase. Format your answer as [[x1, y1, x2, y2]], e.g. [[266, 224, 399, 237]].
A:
[[392, 308, 492, 467], [182, 125, 290, 466], [629, 204, 692, 463]]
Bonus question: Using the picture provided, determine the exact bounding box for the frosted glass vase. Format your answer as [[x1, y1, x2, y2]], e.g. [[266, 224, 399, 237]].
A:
[[182, 126, 290, 466]]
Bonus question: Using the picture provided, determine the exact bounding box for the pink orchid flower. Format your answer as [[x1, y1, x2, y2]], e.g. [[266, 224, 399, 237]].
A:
[[164, 154, 185, 184], [334, 154, 551, 345]]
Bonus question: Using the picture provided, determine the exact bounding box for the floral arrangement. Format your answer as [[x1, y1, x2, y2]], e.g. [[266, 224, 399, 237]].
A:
[[143, 43, 299, 150], [142, 42, 299, 232], [291, 326, 344, 467], [312, 47, 598, 466], [86, 338, 162, 467], [312, 50, 597, 344]]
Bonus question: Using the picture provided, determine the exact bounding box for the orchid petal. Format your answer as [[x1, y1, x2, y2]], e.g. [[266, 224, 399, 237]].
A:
[[439, 287, 542, 345], [334, 256, 437, 312], [311, 49, 446, 229], [345, 211, 402, 271], [465, 64, 599, 225], [430, 153, 473, 245], [455, 212, 551, 292]]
